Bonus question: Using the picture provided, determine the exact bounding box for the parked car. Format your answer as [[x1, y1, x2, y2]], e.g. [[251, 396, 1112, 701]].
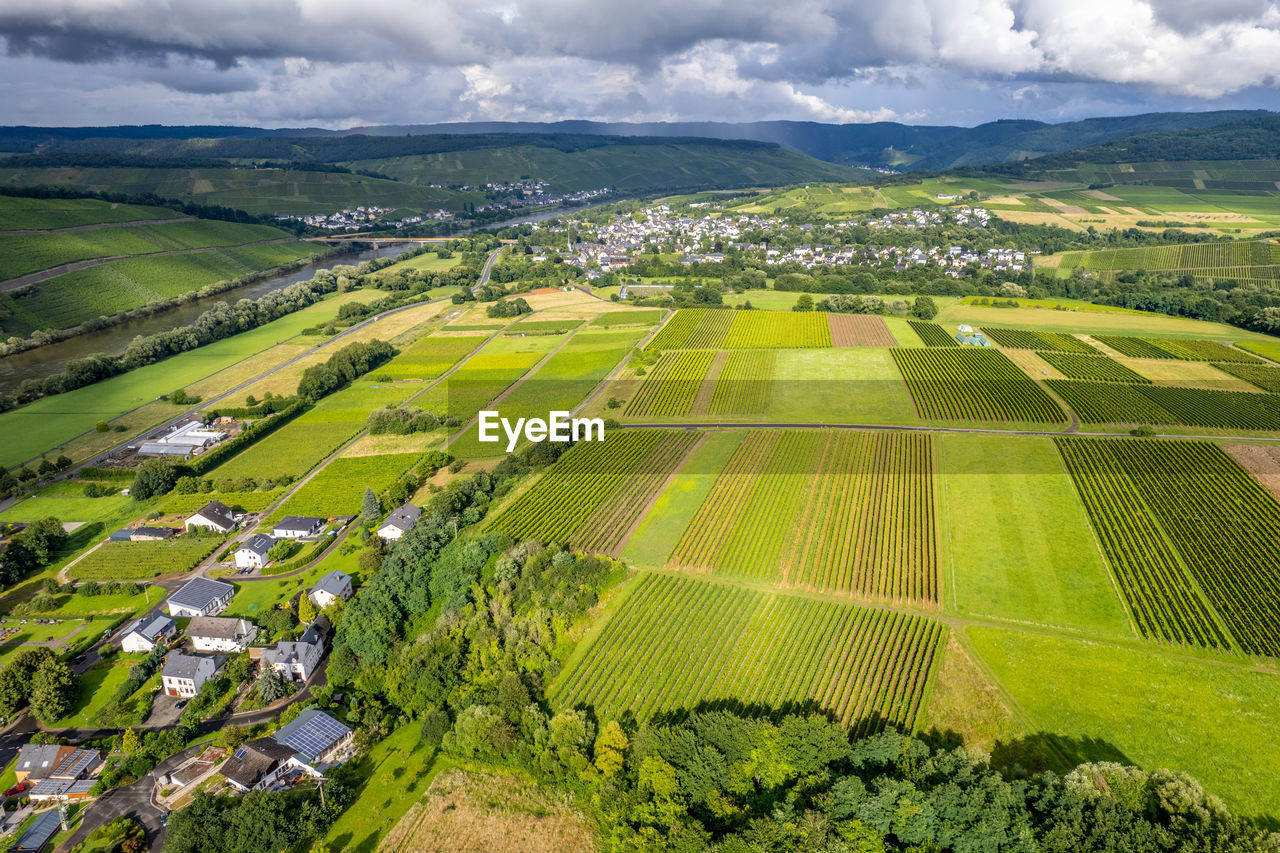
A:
[[3, 781, 30, 797]]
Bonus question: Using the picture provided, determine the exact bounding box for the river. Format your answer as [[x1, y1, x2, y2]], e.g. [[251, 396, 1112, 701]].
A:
[[0, 242, 419, 394]]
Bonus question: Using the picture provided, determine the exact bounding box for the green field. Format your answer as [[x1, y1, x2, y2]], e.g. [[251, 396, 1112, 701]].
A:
[[939, 434, 1132, 638], [966, 626, 1280, 817], [0, 479, 132, 523], [267, 452, 421, 522], [378, 335, 488, 380], [68, 537, 222, 579], [892, 348, 1066, 424], [212, 420, 361, 481], [553, 572, 944, 733], [0, 195, 182, 230], [1056, 240, 1280, 285]]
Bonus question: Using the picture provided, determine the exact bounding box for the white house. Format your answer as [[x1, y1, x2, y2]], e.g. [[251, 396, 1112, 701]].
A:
[[185, 500, 237, 535], [120, 613, 176, 653], [262, 624, 324, 682], [309, 570, 353, 610], [167, 577, 235, 618], [377, 504, 421, 541], [162, 653, 216, 698], [235, 534, 275, 570], [272, 516, 325, 539], [187, 616, 257, 653]]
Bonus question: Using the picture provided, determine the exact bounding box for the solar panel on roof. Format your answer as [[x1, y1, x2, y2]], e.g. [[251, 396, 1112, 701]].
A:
[[275, 710, 350, 761]]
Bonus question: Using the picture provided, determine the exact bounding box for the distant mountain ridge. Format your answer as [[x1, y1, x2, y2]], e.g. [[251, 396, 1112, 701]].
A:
[[0, 110, 1271, 172]]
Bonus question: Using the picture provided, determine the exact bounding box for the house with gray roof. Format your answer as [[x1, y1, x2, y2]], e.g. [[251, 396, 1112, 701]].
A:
[[272, 709, 353, 765], [262, 624, 324, 682], [377, 503, 421, 541], [235, 533, 275, 570], [220, 737, 318, 793], [186, 500, 237, 534], [162, 653, 217, 697], [120, 613, 176, 653], [272, 516, 325, 539], [188, 616, 257, 653], [309, 570, 353, 609], [167, 577, 235, 618]]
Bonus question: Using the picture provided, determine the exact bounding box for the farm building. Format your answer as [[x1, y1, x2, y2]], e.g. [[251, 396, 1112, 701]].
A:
[[167, 577, 235, 618], [186, 500, 238, 535], [129, 526, 175, 541], [235, 534, 275, 570], [956, 330, 992, 346], [137, 420, 226, 457], [272, 516, 325, 539], [120, 613, 176, 653]]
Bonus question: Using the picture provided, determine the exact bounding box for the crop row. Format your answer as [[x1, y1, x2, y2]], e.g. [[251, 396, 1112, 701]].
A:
[[907, 321, 959, 347], [1038, 351, 1151, 383], [1057, 437, 1280, 657], [1075, 240, 1280, 272], [70, 537, 222, 580], [829, 314, 897, 347], [1096, 335, 1263, 363], [551, 573, 945, 733], [645, 308, 734, 351], [892, 348, 1066, 423], [624, 350, 716, 417], [487, 430, 700, 554], [709, 351, 775, 415], [669, 430, 937, 603], [981, 327, 1099, 354], [1214, 362, 1280, 392], [723, 311, 832, 348], [1047, 380, 1280, 430]]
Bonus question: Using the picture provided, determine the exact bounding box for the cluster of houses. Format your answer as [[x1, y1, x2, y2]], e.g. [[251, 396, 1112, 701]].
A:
[[861, 205, 990, 230], [847, 244, 1030, 275], [116, 567, 354, 701], [278, 205, 395, 230]]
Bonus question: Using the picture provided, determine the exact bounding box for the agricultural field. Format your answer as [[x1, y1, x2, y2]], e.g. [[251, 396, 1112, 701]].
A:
[[828, 314, 897, 347], [552, 573, 944, 733], [708, 350, 775, 415], [623, 350, 715, 418], [1056, 437, 1280, 656], [1036, 352, 1151, 383], [0, 479, 132, 524], [0, 220, 297, 281], [1213, 361, 1280, 392], [590, 309, 664, 327], [906, 321, 959, 347], [669, 430, 937, 603], [1093, 335, 1262, 362], [1054, 239, 1280, 286], [68, 537, 222, 580], [892, 348, 1066, 423], [0, 195, 183, 230], [158, 489, 283, 516], [723, 310, 832, 349], [645, 308, 733, 351], [1047, 381, 1280, 430], [267, 452, 421, 522], [0, 243, 327, 337], [487, 430, 700, 555], [981, 327, 1099, 353], [211, 420, 362, 481]]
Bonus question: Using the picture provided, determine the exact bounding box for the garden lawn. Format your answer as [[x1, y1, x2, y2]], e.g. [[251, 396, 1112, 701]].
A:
[[49, 658, 134, 729], [770, 348, 916, 423], [939, 434, 1132, 639], [0, 480, 132, 524], [966, 625, 1280, 819]]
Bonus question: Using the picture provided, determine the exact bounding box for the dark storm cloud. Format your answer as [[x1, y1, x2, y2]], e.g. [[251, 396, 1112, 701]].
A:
[[0, 0, 1277, 127]]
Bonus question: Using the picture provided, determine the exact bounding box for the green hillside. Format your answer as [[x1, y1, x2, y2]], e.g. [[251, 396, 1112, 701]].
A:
[[1056, 239, 1280, 285]]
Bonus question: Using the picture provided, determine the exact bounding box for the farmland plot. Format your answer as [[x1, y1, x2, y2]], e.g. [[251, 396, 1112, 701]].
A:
[[378, 336, 488, 380], [708, 350, 775, 415], [906, 321, 959, 347], [1049, 381, 1280, 430], [552, 573, 945, 733], [981, 328, 1099, 354], [892, 348, 1066, 423], [624, 350, 716, 417], [267, 452, 421, 522], [645, 308, 733, 351], [828, 314, 897, 347], [1037, 352, 1151, 383], [1057, 437, 1280, 656], [70, 537, 222, 579], [669, 430, 937, 603], [723, 311, 832, 349], [487, 430, 700, 555], [1214, 362, 1280, 392]]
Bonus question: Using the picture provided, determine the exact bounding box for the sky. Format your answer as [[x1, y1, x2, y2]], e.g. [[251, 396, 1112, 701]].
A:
[[1, 0, 1279, 129]]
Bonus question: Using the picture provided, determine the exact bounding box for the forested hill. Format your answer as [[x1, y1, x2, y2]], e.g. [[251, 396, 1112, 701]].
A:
[[0, 133, 862, 196], [991, 114, 1280, 174]]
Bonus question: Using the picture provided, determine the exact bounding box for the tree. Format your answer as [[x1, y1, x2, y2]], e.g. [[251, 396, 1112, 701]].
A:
[[130, 459, 178, 500], [792, 293, 814, 312], [122, 727, 140, 754], [911, 296, 939, 320], [298, 594, 317, 624], [256, 669, 293, 704], [29, 656, 76, 722], [362, 488, 381, 521], [594, 720, 629, 778]]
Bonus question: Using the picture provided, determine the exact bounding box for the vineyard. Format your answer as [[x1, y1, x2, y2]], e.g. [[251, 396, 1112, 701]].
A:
[[906, 321, 959, 347], [486, 430, 700, 555], [591, 309, 664, 327], [645, 308, 734, 351], [829, 314, 897, 347], [981, 328, 1099, 354], [709, 351, 775, 415], [669, 430, 937, 603], [1094, 336, 1184, 359], [378, 336, 488, 380], [1056, 437, 1280, 656], [551, 573, 945, 733], [723, 311, 833, 349], [1095, 336, 1263, 363], [212, 421, 362, 481], [1038, 352, 1151, 383], [70, 537, 223, 580], [1047, 381, 1280, 430], [1061, 240, 1280, 285], [159, 490, 283, 515], [1214, 362, 1280, 392], [266, 452, 422, 522], [623, 350, 716, 417], [892, 348, 1066, 423]]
